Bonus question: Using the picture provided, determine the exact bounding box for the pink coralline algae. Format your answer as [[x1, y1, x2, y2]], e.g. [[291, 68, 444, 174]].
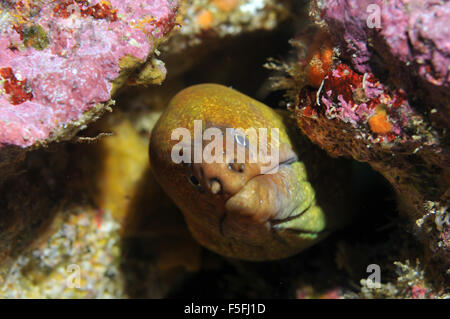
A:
[[0, 0, 177, 153], [292, 60, 449, 289], [287, 0, 450, 270], [317, 0, 450, 125]]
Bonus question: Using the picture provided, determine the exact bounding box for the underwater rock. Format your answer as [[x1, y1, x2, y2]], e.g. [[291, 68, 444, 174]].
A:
[[349, 260, 447, 299], [295, 63, 449, 272], [167, 0, 288, 49], [0, 0, 178, 176], [315, 0, 449, 127], [0, 207, 125, 298], [77, 115, 201, 297], [0, 114, 201, 298], [271, 1, 449, 273]]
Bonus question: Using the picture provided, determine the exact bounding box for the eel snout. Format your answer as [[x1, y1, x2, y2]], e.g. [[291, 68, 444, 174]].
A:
[[187, 159, 263, 197]]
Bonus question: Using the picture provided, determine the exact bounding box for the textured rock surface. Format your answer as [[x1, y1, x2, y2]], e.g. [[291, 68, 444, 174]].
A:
[[271, 0, 449, 275], [0, 208, 124, 298], [0, 0, 177, 174], [0, 0, 447, 299], [166, 0, 288, 50], [160, 0, 291, 79], [0, 115, 201, 298]]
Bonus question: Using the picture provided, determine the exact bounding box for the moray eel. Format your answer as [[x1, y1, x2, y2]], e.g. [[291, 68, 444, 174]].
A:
[[150, 84, 353, 261]]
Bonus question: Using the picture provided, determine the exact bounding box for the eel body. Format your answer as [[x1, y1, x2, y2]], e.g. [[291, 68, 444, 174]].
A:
[[149, 84, 353, 261]]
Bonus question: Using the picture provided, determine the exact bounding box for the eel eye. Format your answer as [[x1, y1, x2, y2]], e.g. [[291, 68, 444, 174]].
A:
[[234, 132, 249, 148]]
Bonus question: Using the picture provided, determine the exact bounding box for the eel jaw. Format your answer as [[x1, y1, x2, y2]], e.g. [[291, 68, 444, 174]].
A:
[[182, 134, 327, 260]]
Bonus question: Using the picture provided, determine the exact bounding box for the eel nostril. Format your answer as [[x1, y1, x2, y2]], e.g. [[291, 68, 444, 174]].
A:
[[209, 178, 222, 194], [228, 162, 245, 173]]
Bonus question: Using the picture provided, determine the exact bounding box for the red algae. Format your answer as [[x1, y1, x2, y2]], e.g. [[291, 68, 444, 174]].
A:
[[297, 63, 414, 142], [0, 67, 33, 105]]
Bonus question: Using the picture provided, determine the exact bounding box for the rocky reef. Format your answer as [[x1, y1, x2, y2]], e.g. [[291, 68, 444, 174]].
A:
[[269, 0, 449, 287], [0, 0, 448, 298]]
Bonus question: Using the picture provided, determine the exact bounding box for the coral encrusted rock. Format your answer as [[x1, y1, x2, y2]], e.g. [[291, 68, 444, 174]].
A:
[[0, 0, 178, 175]]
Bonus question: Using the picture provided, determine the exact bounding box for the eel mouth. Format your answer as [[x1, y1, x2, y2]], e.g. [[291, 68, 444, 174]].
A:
[[208, 152, 328, 260], [220, 188, 317, 242], [219, 154, 298, 232], [220, 151, 299, 208], [219, 153, 314, 245]]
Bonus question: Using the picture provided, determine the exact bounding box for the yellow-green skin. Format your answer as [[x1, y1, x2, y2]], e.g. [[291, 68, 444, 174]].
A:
[[150, 84, 352, 261]]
